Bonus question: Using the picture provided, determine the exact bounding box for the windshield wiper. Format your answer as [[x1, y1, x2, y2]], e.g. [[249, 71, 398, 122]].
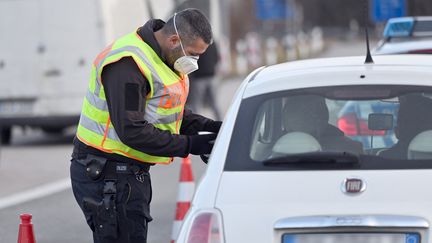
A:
[[262, 152, 360, 166]]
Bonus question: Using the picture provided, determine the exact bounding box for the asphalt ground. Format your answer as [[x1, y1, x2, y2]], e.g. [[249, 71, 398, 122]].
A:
[[0, 130, 207, 242]]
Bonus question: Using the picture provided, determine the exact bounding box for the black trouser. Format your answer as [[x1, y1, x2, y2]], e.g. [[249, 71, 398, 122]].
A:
[[70, 158, 152, 243]]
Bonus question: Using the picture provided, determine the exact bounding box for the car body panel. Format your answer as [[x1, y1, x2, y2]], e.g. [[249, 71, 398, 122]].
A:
[[215, 171, 432, 242], [191, 67, 265, 208]]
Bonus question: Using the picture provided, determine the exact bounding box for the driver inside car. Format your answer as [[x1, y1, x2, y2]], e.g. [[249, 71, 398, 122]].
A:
[[380, 94, 432, 159], [282, 95, 363, 154]]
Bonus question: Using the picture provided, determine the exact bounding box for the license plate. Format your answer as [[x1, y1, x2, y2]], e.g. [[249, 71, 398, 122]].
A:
[[282, 232, 420, 243], [0, 101, 34, 117]]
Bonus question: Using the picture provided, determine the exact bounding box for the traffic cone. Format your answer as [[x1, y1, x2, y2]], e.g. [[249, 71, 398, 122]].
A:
[[171, 156, 195, 243], [17, 214, 36, 243]]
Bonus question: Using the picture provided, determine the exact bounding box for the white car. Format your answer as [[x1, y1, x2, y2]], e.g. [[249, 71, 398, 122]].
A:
[[176, 55, 432, 243], [374, 16, 432, 55]]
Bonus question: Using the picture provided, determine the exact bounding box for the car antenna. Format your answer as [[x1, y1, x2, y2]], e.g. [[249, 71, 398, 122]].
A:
[[363, 0, 374, 64]]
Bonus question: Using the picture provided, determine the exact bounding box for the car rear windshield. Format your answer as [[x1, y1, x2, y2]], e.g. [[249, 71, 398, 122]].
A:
[[225, 85, 432, 171]]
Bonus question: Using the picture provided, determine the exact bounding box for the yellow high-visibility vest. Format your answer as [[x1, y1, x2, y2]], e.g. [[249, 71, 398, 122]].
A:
[[76, 32, 189, 164]]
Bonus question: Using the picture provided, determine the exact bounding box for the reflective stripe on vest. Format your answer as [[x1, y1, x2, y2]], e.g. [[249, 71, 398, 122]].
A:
[[76, 32, 189, 164]]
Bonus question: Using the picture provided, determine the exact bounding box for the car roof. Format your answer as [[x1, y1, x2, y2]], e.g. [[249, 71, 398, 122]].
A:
[[243, 55, 432, 98]]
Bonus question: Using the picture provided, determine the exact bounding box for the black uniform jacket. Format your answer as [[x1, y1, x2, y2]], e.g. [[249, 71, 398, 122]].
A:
[[72, 19, 216, 164]]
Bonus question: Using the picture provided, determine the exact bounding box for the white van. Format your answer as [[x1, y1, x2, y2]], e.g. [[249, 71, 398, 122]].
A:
[[0, 0, 172, 144]]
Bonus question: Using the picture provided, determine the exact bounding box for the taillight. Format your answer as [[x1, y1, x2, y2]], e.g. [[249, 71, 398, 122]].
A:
[[186, 210, 224, 243], [338, 113, 385, 136], [338, 113, 360, 136]]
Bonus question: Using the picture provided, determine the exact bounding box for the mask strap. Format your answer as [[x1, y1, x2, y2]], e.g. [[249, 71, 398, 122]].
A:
[[173, 12, 187, 56]]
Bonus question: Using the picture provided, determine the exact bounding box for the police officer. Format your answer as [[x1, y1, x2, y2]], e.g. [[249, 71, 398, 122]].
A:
[[70, 9, 221, 243]]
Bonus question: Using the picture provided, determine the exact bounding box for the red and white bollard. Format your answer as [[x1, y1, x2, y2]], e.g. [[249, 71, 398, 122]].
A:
[[171, 156, 195, 243], [17, 214, 36, 243]]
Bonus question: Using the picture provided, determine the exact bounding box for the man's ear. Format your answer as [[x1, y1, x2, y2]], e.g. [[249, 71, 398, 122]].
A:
[[167, 34, 180, 48]]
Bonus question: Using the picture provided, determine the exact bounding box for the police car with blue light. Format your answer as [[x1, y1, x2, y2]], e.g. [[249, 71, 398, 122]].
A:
[[174, 34, 432, 242], [374, 16, 432, 55]]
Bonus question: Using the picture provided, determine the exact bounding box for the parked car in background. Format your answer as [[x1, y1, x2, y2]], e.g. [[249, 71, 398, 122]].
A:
[[175, 55, 432, 243], [374, 16, 432, 55], [337, 100, 398, 149]]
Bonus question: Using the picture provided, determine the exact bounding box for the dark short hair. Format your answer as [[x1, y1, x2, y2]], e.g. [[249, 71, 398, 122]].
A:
[[163, 8, 213, 45]]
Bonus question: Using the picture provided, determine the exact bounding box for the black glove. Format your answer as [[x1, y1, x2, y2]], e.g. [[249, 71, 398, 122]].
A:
[[188, 133, 217, 155], [200, 154, 210, 164], [203, 121, 222, 133]]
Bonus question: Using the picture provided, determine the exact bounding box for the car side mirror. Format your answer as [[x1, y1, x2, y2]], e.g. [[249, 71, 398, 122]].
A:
[[368, 113, 393, 131]]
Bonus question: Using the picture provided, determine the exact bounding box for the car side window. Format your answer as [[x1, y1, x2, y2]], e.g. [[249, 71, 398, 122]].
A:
[[250, 99, 283, 160], [255, 100, 281, 144]]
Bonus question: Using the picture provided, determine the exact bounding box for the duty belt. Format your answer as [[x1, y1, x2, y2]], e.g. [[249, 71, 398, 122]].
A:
[[74, 154, 150, 182], [112, 161, 149, 183]]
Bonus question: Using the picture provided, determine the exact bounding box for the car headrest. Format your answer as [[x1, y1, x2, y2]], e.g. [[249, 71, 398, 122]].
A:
[[397, 94, 432, 140], [283, 95, 329, 132], [408, 130, 432, 159], [272, 132, 322, 155]]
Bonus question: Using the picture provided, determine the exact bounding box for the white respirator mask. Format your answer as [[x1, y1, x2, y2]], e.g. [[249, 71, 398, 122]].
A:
[[173, 13, 199, 75]]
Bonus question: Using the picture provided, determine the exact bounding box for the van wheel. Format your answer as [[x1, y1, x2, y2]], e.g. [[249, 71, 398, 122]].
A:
[[1, 127, 12, 145]]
